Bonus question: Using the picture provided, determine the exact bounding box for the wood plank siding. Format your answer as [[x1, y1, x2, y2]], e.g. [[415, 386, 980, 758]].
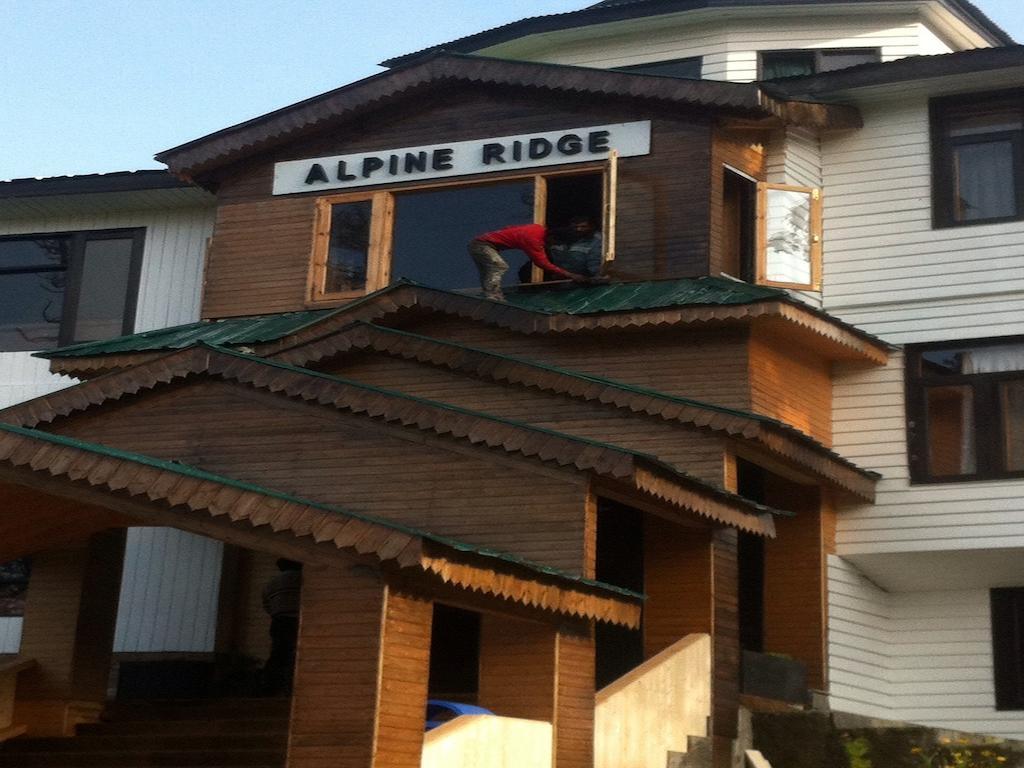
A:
[[554, 624, 596, 768], [387, 319, 757, 413], [478, 614, 557, 721], [202, 90, 716, 318], [45, 378, 590, 573], [712, 529, 740, 740], [288, 565, 432, 768], [322, 351, 728, 486]]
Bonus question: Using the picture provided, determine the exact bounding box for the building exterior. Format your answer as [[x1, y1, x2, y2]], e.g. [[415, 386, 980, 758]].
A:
[[0, 1, 1022, 767]]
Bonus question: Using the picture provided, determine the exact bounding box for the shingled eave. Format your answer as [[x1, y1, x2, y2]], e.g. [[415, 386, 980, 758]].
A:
[[268, 320, 878, 501], [154, 53, 857, 181], [6, 344, 778, 535], [0, 422, 641, 627]]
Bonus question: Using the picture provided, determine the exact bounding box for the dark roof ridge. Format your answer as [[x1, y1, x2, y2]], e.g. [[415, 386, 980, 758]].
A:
[[0, 169, 200, 200], [381, 0, 1012, 69], [0, 421, 642, 603]]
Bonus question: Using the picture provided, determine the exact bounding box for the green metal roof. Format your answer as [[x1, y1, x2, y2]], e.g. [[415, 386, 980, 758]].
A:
[[39, 277, 784, 359], [0, 421, 643, 601]]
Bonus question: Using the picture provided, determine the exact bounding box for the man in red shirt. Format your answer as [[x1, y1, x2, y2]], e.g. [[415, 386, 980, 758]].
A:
[[469, 223, 587, 301]]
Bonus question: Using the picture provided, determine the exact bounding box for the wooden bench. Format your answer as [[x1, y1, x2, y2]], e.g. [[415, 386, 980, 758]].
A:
[[0, 656, 36, 741]]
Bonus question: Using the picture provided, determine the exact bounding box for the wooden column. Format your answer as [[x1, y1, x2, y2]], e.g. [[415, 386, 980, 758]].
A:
[[478, 614, 595, 768], [554, 622, 595, 768], [643, 519, 713, 659], [762, 479, 831, 690], [711, 528, 739, 743], [14, 529, 126, 736], [287, 564, 432, 768]]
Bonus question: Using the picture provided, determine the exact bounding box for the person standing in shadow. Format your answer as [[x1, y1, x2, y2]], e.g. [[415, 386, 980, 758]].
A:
[[261, 558, 302, 695]]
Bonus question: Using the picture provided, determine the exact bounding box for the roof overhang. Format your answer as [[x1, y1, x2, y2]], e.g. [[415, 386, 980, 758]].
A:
[[155, 54, 859, 184]]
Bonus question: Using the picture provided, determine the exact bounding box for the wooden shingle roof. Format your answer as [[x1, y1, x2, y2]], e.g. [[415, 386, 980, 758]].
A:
[[0, 422, 642, 627]]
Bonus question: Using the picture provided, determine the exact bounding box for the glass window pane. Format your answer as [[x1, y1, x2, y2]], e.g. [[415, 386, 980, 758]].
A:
[[953, 141, 1018, 221], [0, 237, 69, 271], [817, 49, 879, 72], [1001, 381, 1024, 472], [390, 181, 534, 290], [764, 188, 812, 284], [926, 385, 976, 476], [72, 237, 135, 342], [0, 271, 64, 351], [615, 57, 701, 79], [326, 201, 372, 294], [948, 100, 1023, 138], [761, 52, 815, 80], [922, 342, 1024, 376]]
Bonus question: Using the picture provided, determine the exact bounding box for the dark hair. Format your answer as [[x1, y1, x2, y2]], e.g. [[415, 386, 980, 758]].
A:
[[276, 558, 302, 571]]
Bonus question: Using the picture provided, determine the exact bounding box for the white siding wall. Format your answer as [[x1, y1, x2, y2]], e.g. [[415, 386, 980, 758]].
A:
[[829, 557, 1024, 739], [0, 204, 222, 654], [505, 15, 951, 81]]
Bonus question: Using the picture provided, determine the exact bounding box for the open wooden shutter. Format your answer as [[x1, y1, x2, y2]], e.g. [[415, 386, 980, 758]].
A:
[[756, 182, 822, 291], [602, 150, 619, 265]]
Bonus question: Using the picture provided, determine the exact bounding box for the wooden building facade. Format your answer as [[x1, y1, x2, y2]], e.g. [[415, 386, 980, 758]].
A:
[[0, 49, 890, 768]]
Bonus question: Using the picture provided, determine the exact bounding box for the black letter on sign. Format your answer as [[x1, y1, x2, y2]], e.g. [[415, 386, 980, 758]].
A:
[[482, 143, 506, 164], [361, 157, 385, 178], [511, 141, 523, 161], [588, 130, 611, 154], [404, 152, 427, 173], [432, 148, 454, 171], [528, 138, 552, 160], [304, 163, 329, 185], [336, 161, 356, 181], [388, 155, 399, 175], [556, 134, 583, 155]]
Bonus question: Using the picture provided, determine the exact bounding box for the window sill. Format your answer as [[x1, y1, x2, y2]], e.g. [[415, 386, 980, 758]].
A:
[[933, 213, 1024, 230], [909, 471, 1024, 486]]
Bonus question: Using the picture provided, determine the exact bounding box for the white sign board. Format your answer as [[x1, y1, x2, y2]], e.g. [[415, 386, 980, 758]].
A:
[[272, 121, 651, 196]]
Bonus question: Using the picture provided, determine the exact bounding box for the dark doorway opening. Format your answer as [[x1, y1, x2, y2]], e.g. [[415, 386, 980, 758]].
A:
[[723, 168, 757, 282], [545, 173, 604, 231], [428, 603, 481, 703], [594, 498, 645, 689]]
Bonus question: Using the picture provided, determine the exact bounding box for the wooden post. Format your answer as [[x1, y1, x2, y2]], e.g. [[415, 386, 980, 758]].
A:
[[286, 564, 432, 768], [14, 529, 126, 737], [554, 622, 595, 768]]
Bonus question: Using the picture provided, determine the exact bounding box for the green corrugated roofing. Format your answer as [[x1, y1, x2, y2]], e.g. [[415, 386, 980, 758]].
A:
[[39, 277, 784, 359], [0, 421, 643, 601]]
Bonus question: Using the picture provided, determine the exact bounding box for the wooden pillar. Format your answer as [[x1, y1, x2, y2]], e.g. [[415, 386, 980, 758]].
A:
[[762, 479, 831, 690], [478, 615, 595, 768], [287, 564, 432, 768], [14, 529, 126, 736], [711, 528, 739, 743], [643, 518, 713, 659]]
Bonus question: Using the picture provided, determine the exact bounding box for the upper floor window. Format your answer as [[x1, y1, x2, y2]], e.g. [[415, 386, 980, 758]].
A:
[[906, 337, 1024, 483], [0, 229, 144, 352], [992, 588, 1024, 710], [759, 48, 880, 80], [310, 168, 611, 301], [613, 56, 702, 80], [931, 91, 1024, 227]]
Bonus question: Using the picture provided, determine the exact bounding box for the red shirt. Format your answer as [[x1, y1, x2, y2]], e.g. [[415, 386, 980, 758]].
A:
[[474, 224, 572, 279]]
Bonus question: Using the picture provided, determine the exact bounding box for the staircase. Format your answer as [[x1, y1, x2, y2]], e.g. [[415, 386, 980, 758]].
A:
[[0, 698, 289, 767]]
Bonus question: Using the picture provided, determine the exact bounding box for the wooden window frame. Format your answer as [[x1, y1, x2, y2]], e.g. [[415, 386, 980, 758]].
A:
[[308, 163, 615, 305], [905, 335, 1024, 484], [755, 182, 822, 291], [0, 227, 145, 350], [757, 48, 881, 80], [930, 89, 1024, 229], [991, 588, 1024, 710]]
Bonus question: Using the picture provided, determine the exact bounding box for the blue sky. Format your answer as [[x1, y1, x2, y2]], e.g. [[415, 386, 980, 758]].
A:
[[2, 0, 1022, 181]]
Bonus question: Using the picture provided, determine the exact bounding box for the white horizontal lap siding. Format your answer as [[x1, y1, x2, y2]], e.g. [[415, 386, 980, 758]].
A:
[[827, 555, 892, 718], [113, 528, 223, 653], [833, 354, 1024, 553], [888, 591, 1024, 739], [821, 96, 1024, 315], [0, 205, 220, 654], [518, 14, 932, 82]]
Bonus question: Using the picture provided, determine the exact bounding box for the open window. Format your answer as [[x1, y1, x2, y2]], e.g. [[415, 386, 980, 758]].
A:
[[755, 183, 822, 291], [309, 160, 618, 303]]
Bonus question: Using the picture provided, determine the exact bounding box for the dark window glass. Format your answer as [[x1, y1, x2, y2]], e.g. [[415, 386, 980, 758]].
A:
[[760, 48, 880, 80], [0, 230, 141, 352], [933, 92, 1024, 226], [390, 181, 533, 290], [325, 200, 372, 294], [908, 338, 1024, 482], [72, 237, 136, 342], [817, 48, 881, 72], [614, 56, 702, 79], [761, 51, 815, 80], [991, 588, 1024, 710]]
